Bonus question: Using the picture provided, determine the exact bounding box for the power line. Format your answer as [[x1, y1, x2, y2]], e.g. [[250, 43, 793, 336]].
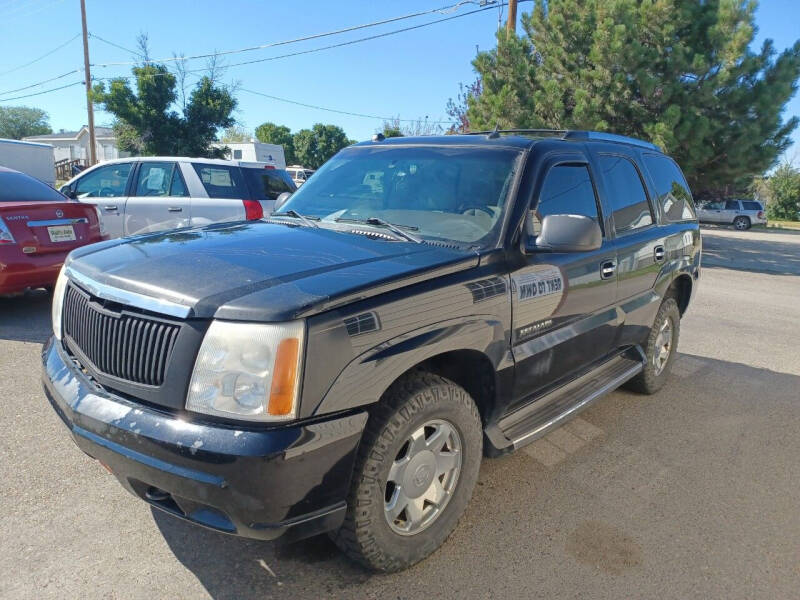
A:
[[0, 68, 82, 97], [0, 33, 80, 77], [93, 3, 504, 83], [88, 33, 139, 57], [91, 0, 497, 69], [0, 81, 84, 103], [239, 87, 456, 124]]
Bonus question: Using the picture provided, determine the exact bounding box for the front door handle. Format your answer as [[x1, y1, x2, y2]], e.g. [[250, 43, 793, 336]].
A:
[[167, 207, 183, 213], [654, 245, 665, 262], [103, 205, 118, 211], [600, 260, 616, 279]]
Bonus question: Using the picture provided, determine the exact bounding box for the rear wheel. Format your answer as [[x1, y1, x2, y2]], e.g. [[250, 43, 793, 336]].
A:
[[733, 216, 751, 230], [626, 297, 681, 394], [331, 372, 482, 572]]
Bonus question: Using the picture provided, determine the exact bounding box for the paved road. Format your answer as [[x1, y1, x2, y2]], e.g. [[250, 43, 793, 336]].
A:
[[2, 228, 799, 599]]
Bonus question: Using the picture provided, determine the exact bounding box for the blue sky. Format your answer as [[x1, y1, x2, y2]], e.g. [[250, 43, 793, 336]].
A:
[[0, 0, 797, 160]]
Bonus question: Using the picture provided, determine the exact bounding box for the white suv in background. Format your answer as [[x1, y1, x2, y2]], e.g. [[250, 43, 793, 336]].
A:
[[286, 165, 315, 186], [59, 157, 296, 238], [696, 199, 767, 230]]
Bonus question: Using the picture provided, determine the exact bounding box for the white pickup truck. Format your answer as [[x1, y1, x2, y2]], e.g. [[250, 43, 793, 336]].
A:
[[59, 157, 295, 238]]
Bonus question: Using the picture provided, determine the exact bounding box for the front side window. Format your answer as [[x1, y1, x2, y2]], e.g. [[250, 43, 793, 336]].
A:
[[642, 154, 696, 222], [598, 155, 653, 233], [281, 145, 522, 246], [74, 163, 132, 198], [532, 164, 600, 235], [192, 164, 249, 199]]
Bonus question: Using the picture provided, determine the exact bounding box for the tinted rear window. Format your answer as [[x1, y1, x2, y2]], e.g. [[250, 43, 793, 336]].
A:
[[742, 201, 762, 211], [643, 154, 696, 221], [192, 164, 248, 199], [598, 155, 653, 233], [242, 168, 294, 200], [0, 172, 65, 202]]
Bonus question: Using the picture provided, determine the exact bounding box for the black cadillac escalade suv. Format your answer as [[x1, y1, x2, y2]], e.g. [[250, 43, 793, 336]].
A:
[[43, 131, 701, 572]]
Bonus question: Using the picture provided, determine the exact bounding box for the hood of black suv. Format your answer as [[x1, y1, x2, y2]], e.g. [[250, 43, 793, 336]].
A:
[[66, 221, 478, 321]]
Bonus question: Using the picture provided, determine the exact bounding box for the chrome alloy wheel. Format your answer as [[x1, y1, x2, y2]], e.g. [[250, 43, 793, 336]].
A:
[[653, 316, 674, 375], [384, 419, 462, 536]]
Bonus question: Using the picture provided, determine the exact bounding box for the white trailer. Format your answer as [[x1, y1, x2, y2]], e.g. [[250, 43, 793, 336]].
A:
[[212, 141, 286, 169], [0, 138, 55, 186]]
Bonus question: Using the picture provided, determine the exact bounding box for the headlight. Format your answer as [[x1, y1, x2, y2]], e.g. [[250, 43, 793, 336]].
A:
[[51, 265, 69, 340], [186, 320, 305, 422]]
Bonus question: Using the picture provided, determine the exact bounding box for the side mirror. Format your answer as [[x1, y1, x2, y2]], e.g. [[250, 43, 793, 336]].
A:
[[527, 214, 602, 253], [60, 184, 76, 198], [274, 191, 292, 212]]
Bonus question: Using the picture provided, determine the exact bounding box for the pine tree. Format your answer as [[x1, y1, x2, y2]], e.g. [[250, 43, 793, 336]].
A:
[[466, 0, 800, 197]]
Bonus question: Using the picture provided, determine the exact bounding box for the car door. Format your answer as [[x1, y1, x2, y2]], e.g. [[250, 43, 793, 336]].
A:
[[124, 162, 190, 236], [71, 162, 133, 238], [592, 152, 663, 347], [184, 163, 248, 227], [724, 199, 740, 224], [509, 156, 618, 408]]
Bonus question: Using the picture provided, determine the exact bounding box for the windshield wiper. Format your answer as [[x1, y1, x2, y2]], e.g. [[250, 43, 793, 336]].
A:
[[272, 209, 319, 228], [336, 216, 423, 243]]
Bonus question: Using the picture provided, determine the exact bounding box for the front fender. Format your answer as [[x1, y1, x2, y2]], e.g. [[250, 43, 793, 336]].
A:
[[311, 315, 509, 416]]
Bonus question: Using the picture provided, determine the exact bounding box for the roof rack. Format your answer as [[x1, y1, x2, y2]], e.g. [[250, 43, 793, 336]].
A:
[[465, 129, 661, 151]]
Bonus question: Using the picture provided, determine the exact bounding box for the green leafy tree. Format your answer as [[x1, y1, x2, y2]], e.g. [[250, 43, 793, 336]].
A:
[[255, 121, 295, 164], [92, 63, 236, 158], [766, 163, 800, 220], [292, 123, 351, 169], [0, 106, 51, 139], [466, 0, 800, 197], [220, 125, 252, 143]]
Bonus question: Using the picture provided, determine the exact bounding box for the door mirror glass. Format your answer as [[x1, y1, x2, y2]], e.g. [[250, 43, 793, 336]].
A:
[[527, 214, 602, 253], [60, 184, 76, 198], [274, 191, 292, 212]]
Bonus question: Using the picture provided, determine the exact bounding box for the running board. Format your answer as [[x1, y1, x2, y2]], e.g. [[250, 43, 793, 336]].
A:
[[497, 348, 645, 451]]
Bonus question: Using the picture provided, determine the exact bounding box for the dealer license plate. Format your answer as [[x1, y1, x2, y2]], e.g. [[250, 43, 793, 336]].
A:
[[47, 225, 76, 242]]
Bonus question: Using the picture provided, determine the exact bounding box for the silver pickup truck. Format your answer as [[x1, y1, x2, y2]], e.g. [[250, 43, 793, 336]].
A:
[[696, 199, 766, 230]]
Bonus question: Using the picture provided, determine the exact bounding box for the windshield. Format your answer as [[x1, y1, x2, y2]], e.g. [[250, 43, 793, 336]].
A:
[[281, 145, 522, 246]]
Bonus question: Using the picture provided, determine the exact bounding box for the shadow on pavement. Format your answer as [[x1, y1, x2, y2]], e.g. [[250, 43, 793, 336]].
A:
[[0, 288, 53, 344], [151, 352, 800, 600], [701, 233, 800, 275]]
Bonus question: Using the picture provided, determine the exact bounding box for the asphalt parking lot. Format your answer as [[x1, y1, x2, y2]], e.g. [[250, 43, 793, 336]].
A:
[[1, 227, 799, 599]]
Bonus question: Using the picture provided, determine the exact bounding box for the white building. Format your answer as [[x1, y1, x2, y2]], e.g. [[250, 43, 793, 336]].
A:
[[211, 141, 286, 168], [23, 125, 128, 163]]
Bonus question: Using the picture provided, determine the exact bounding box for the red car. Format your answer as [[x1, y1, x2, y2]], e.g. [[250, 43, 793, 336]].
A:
[[0, 166, 106, 295]]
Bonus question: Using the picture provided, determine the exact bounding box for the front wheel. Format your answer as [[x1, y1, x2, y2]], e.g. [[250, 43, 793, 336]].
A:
[[733, 216, 751, 230], [331, 372, 482, 572], [625, 297, 681, 394]]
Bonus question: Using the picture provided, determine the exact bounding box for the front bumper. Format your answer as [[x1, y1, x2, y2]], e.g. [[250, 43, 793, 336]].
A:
[[42, 337, 367, 541]]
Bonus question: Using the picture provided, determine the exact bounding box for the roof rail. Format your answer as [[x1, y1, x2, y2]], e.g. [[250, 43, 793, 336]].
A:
[[563, 131, 661, 151], [464, 128, 661, 151], [465, 129, 567, 138]]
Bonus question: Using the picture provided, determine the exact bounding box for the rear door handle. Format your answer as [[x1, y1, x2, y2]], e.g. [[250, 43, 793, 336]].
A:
[[654, 245, 665, 262], [167, 207, 183, 212], [600, 260, 616, 279], [103, 205, 118, 211]]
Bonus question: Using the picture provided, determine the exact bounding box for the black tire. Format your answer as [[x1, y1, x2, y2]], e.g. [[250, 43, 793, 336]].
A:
[[625, 297, 681, 394], [733, 216, 751, 230], [331, 371, 482, 572]]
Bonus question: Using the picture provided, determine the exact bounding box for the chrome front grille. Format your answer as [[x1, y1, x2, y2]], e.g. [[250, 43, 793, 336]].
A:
[[62, 283, 180, 386]]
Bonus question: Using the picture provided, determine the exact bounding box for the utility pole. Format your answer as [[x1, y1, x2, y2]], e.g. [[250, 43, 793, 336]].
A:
[[506, 0, 517, 35], [79, 0, 97, 166]]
